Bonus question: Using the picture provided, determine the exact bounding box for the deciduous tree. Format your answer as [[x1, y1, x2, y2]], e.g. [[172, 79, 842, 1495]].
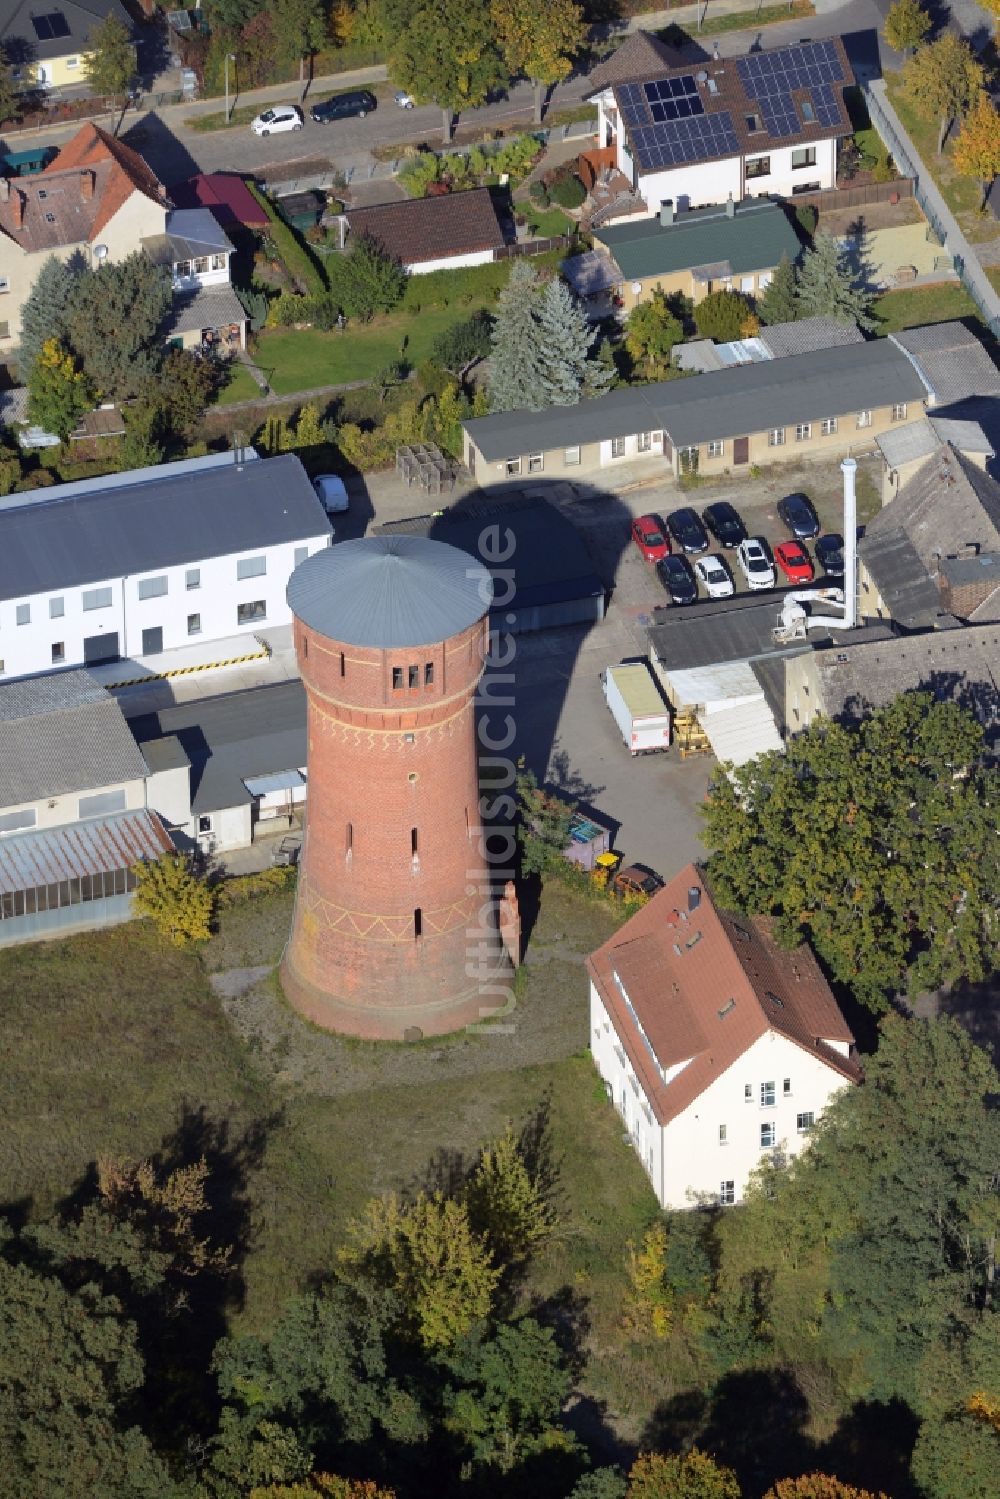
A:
[[693, 288, 755, 342], [514, 760, 575, 875], [951, 92, 1000, 211], [624, 290, 684, 377], [795, 229, 875, 329], [763, 1477, 891, 1498], [490, 0, 585, 123], [389, 0, 507, 142], [327, 233, 407, 321], [0, 43, 20, 125], [132, 851, 214, 946], [622, 1224, 673, 1339], [84, 12, 135, 126], [756, 253, 799, 325], [883, 0, 931, 55], [27, 337, 93, 442], [466, 1125, 555, 1268], [274, 0, 326, 87], [65, 253, 171, 400], [627, 1448, 742, 1498], [442, 1319, 572, 1471], [899, 32, 986, 153], [251, 1479, 397, 1498]]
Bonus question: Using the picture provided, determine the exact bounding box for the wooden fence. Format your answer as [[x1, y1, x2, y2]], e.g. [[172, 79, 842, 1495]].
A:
[[794, 177, 915, 213], [496, 233, 575, 260]]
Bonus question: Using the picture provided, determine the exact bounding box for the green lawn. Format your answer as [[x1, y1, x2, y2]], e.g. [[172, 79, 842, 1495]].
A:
[[524, 204, 574, 238], [872, 281, 987, 336], [217, 362, 265, 406], [884, 73, 998, 244], [658, 0, 813, 43]]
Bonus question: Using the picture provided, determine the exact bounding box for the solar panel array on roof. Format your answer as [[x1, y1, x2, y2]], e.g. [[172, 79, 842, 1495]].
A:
[[736, 40, 845, 138], [643, 74, 705, 122], [618, 76, 739, 168]]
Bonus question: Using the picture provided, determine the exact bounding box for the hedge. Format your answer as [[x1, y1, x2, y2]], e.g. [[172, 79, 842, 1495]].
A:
[[246, 182, 328, 299]]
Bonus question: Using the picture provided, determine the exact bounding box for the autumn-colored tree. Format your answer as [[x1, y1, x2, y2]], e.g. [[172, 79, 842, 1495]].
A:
[[952, 92, 1000, 210], [328, 0, 355, 46], [883, 0, 930, 55], [84, 12, 135, 126], [27, 338, 93, 443], [390, 0, 506, 143], [251, 1475, 397, 1498], [624, 290, 684, 378], [628, 1449, 742, 1498], [899, 32, 986, 152], [338, 1191, 500, 1350], [465, 1125, 556, 1268], [292, 401, 325, 449], [763, 1477, 891, 1499], [95, 1154, 232, 1282], [490, 0, 585, 123], [622, 1225, 673, 1340], [131, 851, 214, 946]]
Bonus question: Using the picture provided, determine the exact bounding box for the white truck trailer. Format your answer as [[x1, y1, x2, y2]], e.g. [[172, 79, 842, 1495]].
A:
[[602, 662, 671, 755]]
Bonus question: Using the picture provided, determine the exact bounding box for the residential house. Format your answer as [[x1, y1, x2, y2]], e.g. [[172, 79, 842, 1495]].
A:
[[0, 449, 332, 681], [875, 414, 993, 503], [142, 207, 247, 351], [859, 444, 1000, 628], [573, 196, 802, 315], [0, 669, 172, 945], [586, 35, 852, 217], [588, 863, 860, 1209], [341, 187, 507, 275], [0, 121, 168, 352], [0, 0, 132, 92], [462, 334, 927, 481], [169, 172, 271, 232]]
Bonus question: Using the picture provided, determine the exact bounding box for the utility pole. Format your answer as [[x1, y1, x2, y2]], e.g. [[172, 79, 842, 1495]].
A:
[[225, 52, 236, 122]]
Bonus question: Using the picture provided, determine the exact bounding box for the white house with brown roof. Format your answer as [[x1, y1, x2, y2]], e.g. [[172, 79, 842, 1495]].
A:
[[0, 121, 168, 352], [587, 864, 859, 1208], [343, 187, 507, 275], [586, 34, 852, 217]]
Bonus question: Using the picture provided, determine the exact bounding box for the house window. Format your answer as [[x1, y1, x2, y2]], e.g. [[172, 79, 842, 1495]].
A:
[[66, 56, 79, 68], [187, 613, 201, 635], [761, 1122, 776, 1149], [15, 604, 29, 626], [79, 788, 126, 819], [783, 1078, 792, 1096], [175, 259, 192, 278], [719, 1124, 728, 1144], [719, 1181, 735, 1206], [424, 662, 434, 686], [791, 146, 818, 168], [82, 587, 113, 611], [564, 445, 581, 466], [528, 452, 543, 473], [707, 439, 724, 458], [821, 417, 838, 436], [0, 278, 8, 293], [760, 1080, 776, 1107], [740, 275, 755, 294], [892, 403, 907, 421], [51, 641, 65, 663], [237, 555, 266, 580], [679, 445, 699, 468], [768, 427, 785, 447], [796, 1111, 815, 1132], [137, 574, 167, 600], [505, 457, 522, 477], [746, 154, 771, 178], [193, 256, 209, 274], [186, 568, 201, 590], [237, 600, 266, 624], [411, 827, 418, 858], [745, 113, 763, 132], [759, 270, 773, 289], [0, 808, 37, 833], [801, 99, 816, 123], [795, 422, 812, 442], [857, 409, 872, 428], [408, 664, 419, 688], [610, 436, 626, 458], [211, 253, 226, 271], [197, 814, 213, 835], [0, 321, 9, 339], [392, 667, 403, 689], [637, 432, 652, 453], [294, 546, 309, 567], [49, 596, 64, 618], [745, 1083, 753, 1102]]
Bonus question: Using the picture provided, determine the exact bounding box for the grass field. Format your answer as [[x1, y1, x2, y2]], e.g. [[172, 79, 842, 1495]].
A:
[[217, 363, 266, 405], [872, 281, 990, 336], [884, 74, 1000, 245], [0, 880, 669, 1427]]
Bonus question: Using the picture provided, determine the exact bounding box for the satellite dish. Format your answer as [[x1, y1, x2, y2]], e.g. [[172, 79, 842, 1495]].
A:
[[696, 70, 709, 83], [93, 243, 108, 262]]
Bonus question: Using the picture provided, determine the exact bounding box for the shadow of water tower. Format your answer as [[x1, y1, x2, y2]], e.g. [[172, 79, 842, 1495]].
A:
[[281, 535, 513, 1040]]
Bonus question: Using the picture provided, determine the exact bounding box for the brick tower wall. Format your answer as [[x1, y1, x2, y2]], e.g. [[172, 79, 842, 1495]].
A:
[[281, 610, 511, 1039]]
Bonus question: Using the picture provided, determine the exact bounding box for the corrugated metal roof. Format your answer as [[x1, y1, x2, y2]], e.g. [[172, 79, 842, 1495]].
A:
[[699, 696, 784, 766], [891, 321, 1000, 405], [0, 453, 330, 604], [0, 670, 149, 807], [0, 809, 173, 895], [243, 769, 304, 796], [287, 536, 492, 649]]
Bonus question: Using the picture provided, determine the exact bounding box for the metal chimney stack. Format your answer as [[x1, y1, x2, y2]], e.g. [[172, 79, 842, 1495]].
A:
[[841, 457, 858, 630]]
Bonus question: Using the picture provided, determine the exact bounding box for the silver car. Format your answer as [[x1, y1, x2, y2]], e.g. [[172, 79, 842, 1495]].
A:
[[736, 537, 776, 591]]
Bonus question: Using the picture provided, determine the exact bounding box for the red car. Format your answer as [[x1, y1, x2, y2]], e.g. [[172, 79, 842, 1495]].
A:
[[774, 539, 815, 584], [631, 513, 670, 562]]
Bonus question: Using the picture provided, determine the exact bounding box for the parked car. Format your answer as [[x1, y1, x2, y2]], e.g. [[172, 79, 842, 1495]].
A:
[[251, 104, 304, 136], [631, 513, 670, 562], [736, 537, 776, 590], [777, 491, 821, 540], [694, 554, 735, 598], [613, 864, 664, 899], [311, 89, 377, 123], [656, 554, 698, 605], [815, 533, 845, 577], [666, 506, 710, 555], [394, 90, 415, 108], [702, 501, 747, 549], [774, 539, 815, 584], [313, 474, 349, 513]]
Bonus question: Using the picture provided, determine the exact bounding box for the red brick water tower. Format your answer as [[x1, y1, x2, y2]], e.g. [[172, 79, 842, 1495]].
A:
[[281, 535, 511, 1039]]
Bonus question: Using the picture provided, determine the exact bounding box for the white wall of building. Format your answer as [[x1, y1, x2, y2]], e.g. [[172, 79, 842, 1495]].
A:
[[590, 981, 853, 1209], [0, 534, 330, 680], [0, 775, 147, 835], [636, 156, 743, 212], [410, 249, 495, 275], [743, 137, 837, 199], [172, 256, 230, 291], [598, 431, 664, 467]]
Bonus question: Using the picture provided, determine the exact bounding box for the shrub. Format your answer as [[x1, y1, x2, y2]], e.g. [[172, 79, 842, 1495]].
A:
[[398, 149, 442, 198], [325, 234, 407, 322], [267, 292, 312, 327], [400, 259, 511, 313], [431, 307, 493, 370], [416, 360, 451, 397], [550, 174, 585, 209], [529, 180, 550, 206], [693, 288, 755, 342], [132, 852, 214, 946], [795, 202, 818, 236], [872, 152, 895, 182], [246, 182, 327, 297], [215, 866, 297, 909]]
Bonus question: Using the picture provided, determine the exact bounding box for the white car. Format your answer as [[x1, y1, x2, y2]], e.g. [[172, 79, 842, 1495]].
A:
[[251, 104, 304, 136], [736, 537, 776, 591], [313, 474, 349, 513], [694, 553, 734, 599], [394, 90, 415, 108]]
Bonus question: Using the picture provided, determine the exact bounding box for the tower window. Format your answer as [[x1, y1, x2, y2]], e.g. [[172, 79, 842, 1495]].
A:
[[392, 667, 403, 689], [411, 827, 418, 857], [302, 636, 308, 658], [414, 908, 422, 939], [346, 823, 353, 856], [340, 652, 345, 677], [425, 661, 434, 686], [408, 664, 419, 688]]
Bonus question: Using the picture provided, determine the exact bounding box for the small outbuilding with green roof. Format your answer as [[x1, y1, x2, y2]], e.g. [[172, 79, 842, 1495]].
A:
[[587, 196, 801, 313]]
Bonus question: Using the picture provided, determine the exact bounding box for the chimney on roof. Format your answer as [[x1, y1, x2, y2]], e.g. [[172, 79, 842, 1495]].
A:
[[80, 170, 95, 200], [659, 202, 674, 228], [688, 885, 701, 911], [726, 193, 735, 218]]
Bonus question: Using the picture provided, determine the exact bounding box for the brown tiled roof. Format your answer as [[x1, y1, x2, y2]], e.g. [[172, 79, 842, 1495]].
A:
[[0, 122, 166, 253], [587, 864, 859, 1126], [345, 187, 506, 266], [608, 36, 854, 173], [586, 29, 686, 95]]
